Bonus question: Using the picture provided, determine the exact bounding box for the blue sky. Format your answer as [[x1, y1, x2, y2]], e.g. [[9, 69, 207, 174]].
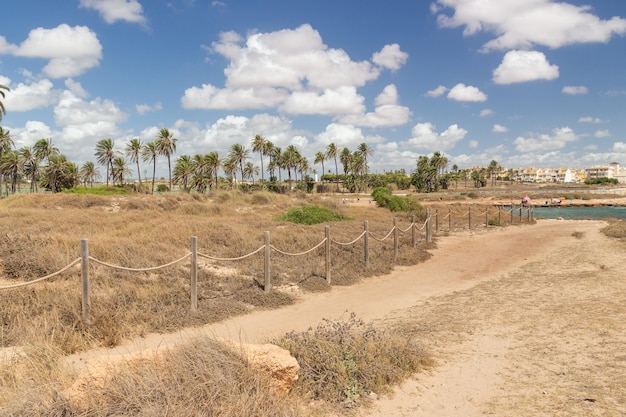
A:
[[1, 0, 625, 178]]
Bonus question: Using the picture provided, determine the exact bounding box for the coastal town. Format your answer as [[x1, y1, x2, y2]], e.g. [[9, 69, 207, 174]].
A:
[[494, 162, 626, 184]]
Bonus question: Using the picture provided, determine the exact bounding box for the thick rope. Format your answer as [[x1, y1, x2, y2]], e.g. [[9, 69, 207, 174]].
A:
[[369, 227, 395, 242], [329, 231, 367, 246], [417, 219, 428, 231], [89, 253, 191, 271], [399, 222, 415, 233], [198, 245, 265, 261], [270, 238, 327, 256], [0, 258, 81, 290]]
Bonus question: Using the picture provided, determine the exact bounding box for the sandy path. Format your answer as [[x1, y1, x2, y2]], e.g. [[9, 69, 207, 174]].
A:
[[64, 219, 625, 416]]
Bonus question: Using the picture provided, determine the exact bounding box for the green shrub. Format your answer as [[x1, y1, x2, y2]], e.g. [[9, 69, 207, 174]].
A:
[[371, 187, 423, 215], [156, 184, 169, 193], [275, 205, 349, 225]]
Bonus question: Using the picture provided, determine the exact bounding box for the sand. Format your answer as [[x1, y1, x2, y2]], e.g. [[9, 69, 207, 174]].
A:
[[61, 218, 626, 416]]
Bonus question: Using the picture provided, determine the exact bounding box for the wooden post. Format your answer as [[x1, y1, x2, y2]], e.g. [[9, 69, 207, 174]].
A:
[[325, 226, 331, 284], [80, 238, 91, 324], [485, 205, 489, 226], [468, 206, 472, 229], [519, 206, 523, 223], [511, 205, 514, 224], [264, 231, 271, 293], [190, 236, 198, 311], [393, 218, 399, 260], [364, 220, 370, 268], [448, 207, 452, 231], [411, 215, 416, 248], [435, 208, 439, 233], [426, 209, 433, 244]]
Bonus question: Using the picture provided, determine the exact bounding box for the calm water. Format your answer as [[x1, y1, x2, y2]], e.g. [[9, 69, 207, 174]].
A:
[[533, 206, 626, 220]]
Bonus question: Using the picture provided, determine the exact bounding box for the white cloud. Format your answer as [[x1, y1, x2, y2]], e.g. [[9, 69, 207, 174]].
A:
[[434, 0, 626, 51], [425, 85, 448, 98], [469, 139, 479, 148], [613, 142, 626, 152], [136, 102, 163, 115], [181, 84, 288, 110], [513, 127, 578, 152], [3, 79, 57, 111], [14, 24, 102, 78], [447, 83, 487, 102], [407, 122, 468, 151], [579, 116, 604, 124], [594, 129, 611, 138], [492, 124, 508, 133], [10, 120, 54, 148], [315, 123, 375, 150], [338, 85, 411, 127], [493, 50, 559, 84], [480, 109, 494, 117], [0, 36, 17, 54], [279, 86, 365, 116], [79, 0, 147, 25], [54, 90, 127, 127], [371, 43, 408, 71], [64, 79, 89, 99], [562, 85, 588, 95]]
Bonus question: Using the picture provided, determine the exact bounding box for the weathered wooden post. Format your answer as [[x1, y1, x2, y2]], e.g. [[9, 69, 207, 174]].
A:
[[264, 231, 271, 293], [411, 215, 416, 247], [519, 206, 523, 223], [511, 205, 514, 224], [364, 220, 370, 268], [485, 205, 489, 226], [468, 206, 472, 229], [426, 209, 433, 243], [393, 218, 399, 260], [190, 236, 198, 311], [325, 226, 331, 284], [435, 208, 439, 233], [80, 238, 91, 324], [448, 207, 452, 231]]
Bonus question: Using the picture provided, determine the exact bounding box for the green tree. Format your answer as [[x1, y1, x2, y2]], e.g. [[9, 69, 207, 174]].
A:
[[79, 161, 100, 187], [282, 145, 301, 190], [125, 138, 143, 188], [155, 128, 177, 191], [19, 146, 39, 192], [0, 127, 14, 195], [251, 134, 266, 182], [94, 138, 116, 186], [314, 151, 326, 182], [206, 151, 221, 190], [0, 84, 9, 122], [141, 141, 159, 193], [228, 143, 249, 184], [0, 150, 20, 194], [33, 138, 59, 164], [325, 142, 339, 191], [111, 156, 132, 186], [41, 154, 78, 192], [173, 155, 193, 192], [243, 161, 259, 184]]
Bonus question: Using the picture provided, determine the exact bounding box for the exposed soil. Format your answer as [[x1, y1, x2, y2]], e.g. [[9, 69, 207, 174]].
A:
[[63, 219, 626, 416]]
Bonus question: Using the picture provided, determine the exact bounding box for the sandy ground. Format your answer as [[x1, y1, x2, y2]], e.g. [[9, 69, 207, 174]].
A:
[[63, 219, 626, 416]]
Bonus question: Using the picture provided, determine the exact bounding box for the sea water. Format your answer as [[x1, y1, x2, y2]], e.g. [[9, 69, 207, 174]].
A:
[[533, 206, 626, 220]]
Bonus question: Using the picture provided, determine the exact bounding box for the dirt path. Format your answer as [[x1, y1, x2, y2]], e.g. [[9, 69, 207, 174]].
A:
[[65, 220, 626, 416]]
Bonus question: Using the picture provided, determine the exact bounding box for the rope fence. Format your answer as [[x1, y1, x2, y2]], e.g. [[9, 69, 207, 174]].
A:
[[1, 204, 534, 323]]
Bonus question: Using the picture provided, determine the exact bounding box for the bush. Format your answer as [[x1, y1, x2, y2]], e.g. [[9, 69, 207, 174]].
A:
[[371, 187, 423, 215], [275, 205, 349, 225]]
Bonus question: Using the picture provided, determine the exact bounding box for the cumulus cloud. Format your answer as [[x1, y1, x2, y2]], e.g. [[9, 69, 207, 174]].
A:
[[14, 24, 102, 78], [562, 85, 588, 95], [315, 123, 380, 150], [613, 142, 626, 152], [492, 124, 508, 133], [371, 43, 408, 71], [447, 83, 487, 102], [54, 90, 127, 127], [136, 102, 163, 115], [338, 85, 411, 127], [425, 85, 448, 98], [79, 0, 147, 25], [579, 116, 605, 124], [493, 50, 559, 84], [2, 79, 57, 111], [433, 0, 626, 51], [407, 122, 468, 151], [594, 129, 611, 138], [183, 24, 395, 116], [480, 109, 494, 117], [513, 127, 578, 152]]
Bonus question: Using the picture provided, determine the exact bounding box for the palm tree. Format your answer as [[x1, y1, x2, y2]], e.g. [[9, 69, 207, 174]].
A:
[[41, 154, 75, 193], [173, 155, 193, 192], [94, 138, 116, 186], [228, 143, 249, 184], [0, 127, 14, 195], [0, 150, 20, 194], [314, 151, 326, 183], [79, 161, 100, 187], [0, 84, 9, 122], [243, 161, 259, 184], [206, 151, 221, 190], [125, 138, 143, 188], [141, 141, 159, 193], [357, 143, 373, 175], [282, 145, 301, 190], [33, 138, 59, 164], [18, 146, 38, 192], [222, 157, 237, 188], [326, 143, 339, 192], [251, 134, 266, 182], [155, 128, 177, 191], [111, 156, 132, 186]]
